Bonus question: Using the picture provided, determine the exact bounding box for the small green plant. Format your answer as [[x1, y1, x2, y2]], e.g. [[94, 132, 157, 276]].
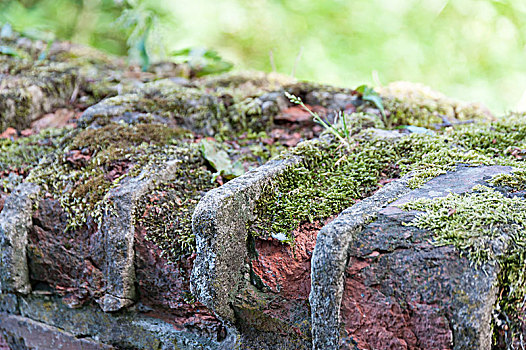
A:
[[285, 86, 386, 147], [284, 91, 350, 145], [115, 0, 164, 71], [355, 84, 387, 125]]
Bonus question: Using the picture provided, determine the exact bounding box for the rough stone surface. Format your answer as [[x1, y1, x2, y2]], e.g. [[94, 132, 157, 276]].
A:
[[28, 196, 107, 309], [341, 214, 497, 350], [310, 165, 513, 350], [133, 226, 226, 341], [0, 313, 112, 350], [0, 183, 40, 294], [79, 82, 231, 136], [231, 220, 329, 349], [250, 220, 327, 300]]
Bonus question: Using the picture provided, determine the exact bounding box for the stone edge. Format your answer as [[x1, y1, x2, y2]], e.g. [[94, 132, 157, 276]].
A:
[[190, 155, 302, 324]]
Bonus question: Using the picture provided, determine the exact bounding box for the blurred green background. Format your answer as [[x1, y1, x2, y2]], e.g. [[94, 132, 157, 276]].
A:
[[1, 0, 525, 113]]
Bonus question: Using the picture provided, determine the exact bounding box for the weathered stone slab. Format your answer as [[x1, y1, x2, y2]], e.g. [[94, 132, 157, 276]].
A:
[[0, 183, 40, 294], [310, 165, 515, 350], [0, 294, 226, 350], [98, 159, 189, 312], [0, 313, 112, 350], [191, 155, 303, 323]]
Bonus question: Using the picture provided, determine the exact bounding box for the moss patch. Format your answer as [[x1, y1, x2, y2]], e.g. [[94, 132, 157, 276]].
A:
[[20, 121, 285, 261], [69, 123, 191, 150], [0, 128, 68, 189], [250, 136, 398, 241], [135, 164, 215, 260], [489, 169, 526, 190]]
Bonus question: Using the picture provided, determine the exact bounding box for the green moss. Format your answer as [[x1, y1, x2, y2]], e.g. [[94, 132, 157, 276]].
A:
[[250, 115, 526, 242], [25, 123, 194, 230], [394, 115, 526, 187], [135, 162, 215, 260], [401, 185, 524, 264], [489, 169, 526, 190], [70, 123, 191, 150], [400, 186, 526, 348], [343, 112, 385, 135], [250, 136, 399, 241], [0, 128, 68, 189], [19, 122, 222, 262]]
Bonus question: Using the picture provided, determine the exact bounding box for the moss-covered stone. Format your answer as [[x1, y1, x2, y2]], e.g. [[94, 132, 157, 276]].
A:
[[249, 136, 398, 241], [24, 122, 199, 231], [0, 29, 196, 133], [78, 76, 292, 138], [378, 81, 494, 128], [250, 113, 526, 242], [401, 185, 526, 348], [134, 159, 216, 259], [343, 112, 385, 135]]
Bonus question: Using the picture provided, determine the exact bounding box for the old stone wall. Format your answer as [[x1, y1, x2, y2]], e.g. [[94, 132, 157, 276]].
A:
[[1, 30, 524, 350]]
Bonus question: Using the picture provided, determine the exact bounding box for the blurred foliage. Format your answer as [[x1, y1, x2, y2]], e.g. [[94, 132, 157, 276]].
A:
[[1, 0, 525, 112], [114, 0, 168, 71], [171, 47, 234, 77]]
